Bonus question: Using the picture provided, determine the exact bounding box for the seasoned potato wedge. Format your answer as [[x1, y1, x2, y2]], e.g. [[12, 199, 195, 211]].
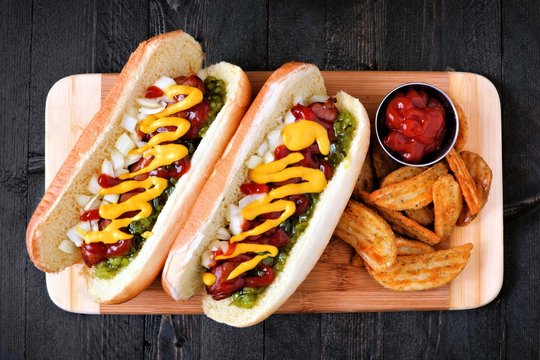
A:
[[366, 244, 473, 291], [396, 237, 435, 255], [432, 174, 463, 240], [372, 142, 401, 181], [457, 151, 493, 225], [370, 162, 449, 211], [335, 200, 397, 271], [404, 206, 435, 227], [453, 100, 469, 151], [354, 150, 377, 195], [357, 191, 441, 245], [445, 149, 481, 215], [381, 166, 424, 188]]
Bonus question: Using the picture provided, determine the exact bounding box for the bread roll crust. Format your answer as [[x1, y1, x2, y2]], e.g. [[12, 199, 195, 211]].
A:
[[26, 31, 251, 304], [162, 63, 370, 327]]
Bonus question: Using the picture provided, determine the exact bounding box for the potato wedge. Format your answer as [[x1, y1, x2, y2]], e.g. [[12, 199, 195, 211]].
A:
[[366, 243, 473, 291], [372, 141, 400, 181], [432, 174, 463, 240], [457, 151, 493, 225], [353, 150, 377, 195], [396, 237, 435, 255], [404, 206, 434, 227], [445, 148, 481, 215], [351, 253, 364, 268], [335, 200, 397, 271], [370, 162, 449, 211], [380, 166, 424, 188], [357, 191, 441, 245], [453, 100, 468, 151]]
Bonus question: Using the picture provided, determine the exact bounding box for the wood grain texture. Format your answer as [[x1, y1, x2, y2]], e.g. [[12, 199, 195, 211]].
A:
[[42, 71, 502, 316]]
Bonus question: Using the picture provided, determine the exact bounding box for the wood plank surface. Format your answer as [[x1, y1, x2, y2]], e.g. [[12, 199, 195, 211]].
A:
[[44, 71, 503, 315]]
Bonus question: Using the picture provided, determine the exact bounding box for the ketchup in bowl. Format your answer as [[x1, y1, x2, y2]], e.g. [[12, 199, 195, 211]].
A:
[[375, 83, 458, 166]]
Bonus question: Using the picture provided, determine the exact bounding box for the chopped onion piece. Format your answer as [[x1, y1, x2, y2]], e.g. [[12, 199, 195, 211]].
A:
[[59, 239, 77, 253], [90, 220, 99, 232], [121, 114, 138, 133], [101, 159, 115, 178], [239, 194, 265, 210], [84, 194, 101, 211], [293, 95, 304, 106], [103, 193, 119, 204], [67, 226, 84, 247], [229, 214, 243, 235], [209, 240, 229, 253], [77, 221, 91, 233], [115, 133, 136, 156], [247, 155, 263, 169], [284, 110, 296, 125], [87, 175, 101, 195], [111, 150, 124, 171], [309, 94, 329, 103], [124, 153, 142, 167], [201, 251, 214, 269], [157, 95, 174, 103], [256, 141, 269, 157], [137, 112, 147, 121], [136, 98, 161, 109], [216, 227, 231, 240], [139, 105, 166, 115], [75, 194, 91, 208], [225, 204, 240, 222], [153, 76, 176, 91], [263, 150, 275, 164], [267, 129, 283, 151]]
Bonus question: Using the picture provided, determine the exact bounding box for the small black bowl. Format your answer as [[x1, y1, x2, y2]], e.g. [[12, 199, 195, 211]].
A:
[[375, 82, 459, 167]]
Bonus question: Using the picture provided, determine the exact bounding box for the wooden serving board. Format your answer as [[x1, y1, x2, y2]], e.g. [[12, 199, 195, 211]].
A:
[[45, 71, 503, 314]]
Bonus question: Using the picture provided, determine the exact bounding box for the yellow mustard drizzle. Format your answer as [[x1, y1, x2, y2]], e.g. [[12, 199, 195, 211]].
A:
[[83, 85, 203, 245], [203, 120, 330, 284]]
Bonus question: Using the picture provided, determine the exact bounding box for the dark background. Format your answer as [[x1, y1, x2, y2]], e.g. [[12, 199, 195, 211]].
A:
[[1, 0, 538, 359]]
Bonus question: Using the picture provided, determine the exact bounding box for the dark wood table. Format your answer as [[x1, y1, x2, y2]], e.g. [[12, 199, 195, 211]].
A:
[[2, 1, 538, 359]]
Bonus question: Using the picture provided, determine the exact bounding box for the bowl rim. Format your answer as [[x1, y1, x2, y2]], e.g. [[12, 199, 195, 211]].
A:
[[375, 82, 459, 167]]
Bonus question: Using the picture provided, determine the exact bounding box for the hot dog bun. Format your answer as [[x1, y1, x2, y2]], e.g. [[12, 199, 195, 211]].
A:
[[162, 63, 370, 327], [26, 30, 251, 304]]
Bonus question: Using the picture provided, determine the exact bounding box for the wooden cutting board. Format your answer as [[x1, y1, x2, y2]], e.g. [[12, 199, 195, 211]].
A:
[[44, 71, 503, 314]]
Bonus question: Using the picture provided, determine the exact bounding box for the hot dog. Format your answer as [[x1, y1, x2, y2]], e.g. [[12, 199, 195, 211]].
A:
[[162, 62, 370, 327], [26, 31, 251, 304]]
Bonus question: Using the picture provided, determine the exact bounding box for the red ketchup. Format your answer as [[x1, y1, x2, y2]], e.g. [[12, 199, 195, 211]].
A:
[[383, 88, 446, 163], [145, 86, 164, 99]]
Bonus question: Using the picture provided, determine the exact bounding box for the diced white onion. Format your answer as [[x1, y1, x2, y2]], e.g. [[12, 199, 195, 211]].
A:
[[216, 227, 231, 240], [247, 155, 263, 169], [101, 159, 115, 178], [67, 226, 84, 247], [124, 153, 142, 167], [103, 193, 119, 204], [121, 114, 138, 133], [225, 204, 240, 222], [136, 98, 161, 109], [209, 240, 229, 253], [310, 94, 329, 103], [115, 168, 129, 176], [239, 194, 265, 210], [139, 106, 166, 115], [256, 141, 269, 157], [284, 110, 296, 125], [77, 221, 91, 233], [111, 150, 124, 171], [59, 239, 77, 253], [293, 95, 304, 105], [129, 133, 146, 149], [84, 194, 101, 211], [229, 214, 243, 235], [157, 95, 175, 103], [87, 175, 101, 195], [90, 220, 99, 232], [201, 251, 214, 268], [137, 112, 147, 121], [75, 194, 91, 208], [263, 150, 275, 164], [115, 133, 136, 156], [267, 129, 283, 151], [153, 76, 177, 91]]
